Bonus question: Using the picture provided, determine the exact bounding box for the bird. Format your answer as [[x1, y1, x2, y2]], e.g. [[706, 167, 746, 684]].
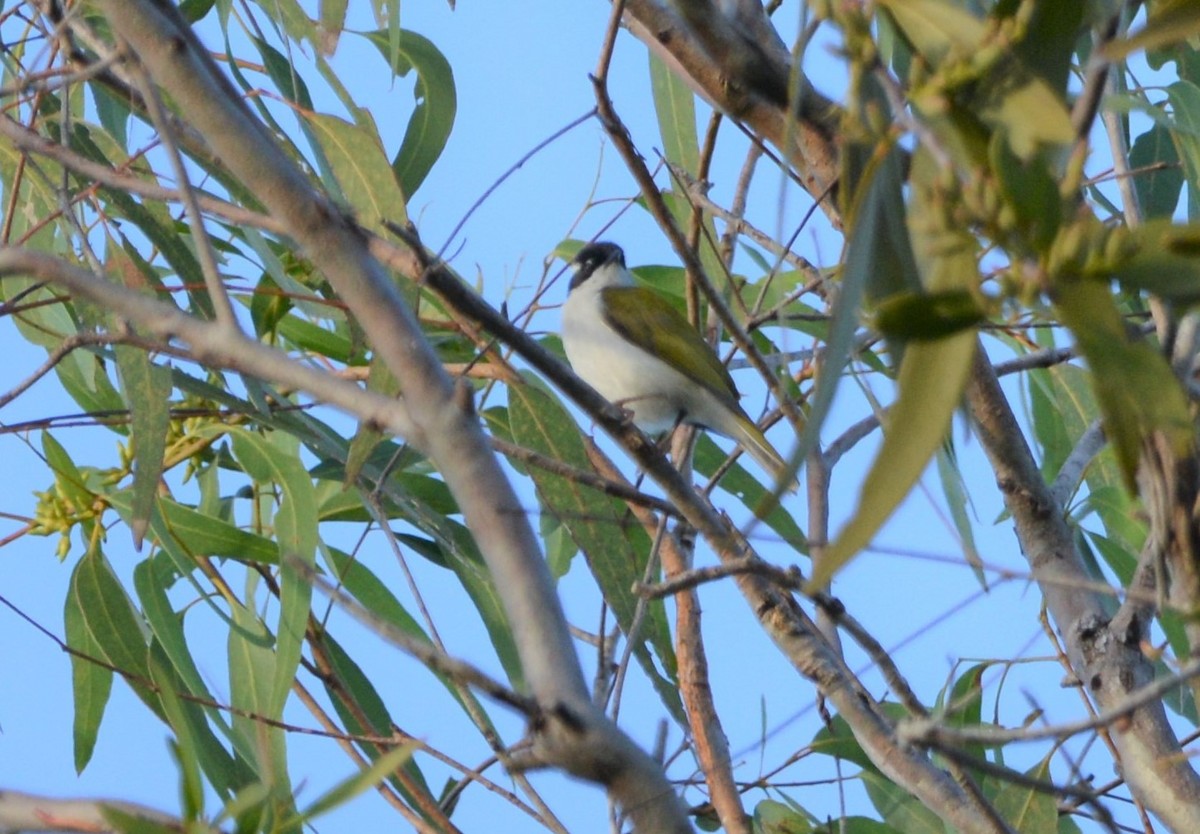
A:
[[561, 240, 794, 490]]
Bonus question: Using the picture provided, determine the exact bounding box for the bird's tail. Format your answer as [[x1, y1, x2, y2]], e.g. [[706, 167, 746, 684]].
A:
[[731, 414, 799, 494]]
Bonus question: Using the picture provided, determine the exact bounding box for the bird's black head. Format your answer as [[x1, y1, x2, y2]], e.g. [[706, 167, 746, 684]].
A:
[[568, 241, 625, 290]]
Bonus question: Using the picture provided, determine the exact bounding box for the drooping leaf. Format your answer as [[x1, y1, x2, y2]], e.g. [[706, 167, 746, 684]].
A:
[[217, 428, 318, 719], [365, 29, 456, 198], [133, 558, 218, 711], [935, 443, 984, 587], [990, 133, 1063, 254], [814, 331, 976, 587], [68, 549, 161, 719], [299, 742, 414, 822], [313, 642, 433, 821], [508, 380, 683, 721], [112, 344, 172, 549], [64, 563, 112, 773], [815, 142, 979, 587], [693, 434, 808, 552], [148, 643, 252, 800], [1054, 277, 1193, 487], [649, 53, 699, 178], [1005, 0, 1082, 97]]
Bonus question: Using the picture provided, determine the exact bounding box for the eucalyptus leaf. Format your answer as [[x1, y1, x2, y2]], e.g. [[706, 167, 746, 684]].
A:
[[365, 29, 456, 198], [508, 380, 682, 719]]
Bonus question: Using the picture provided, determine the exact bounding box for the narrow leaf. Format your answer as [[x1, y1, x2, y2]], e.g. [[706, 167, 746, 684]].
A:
[[815, 331, 976, 587], [1054, 278, 1194, 486], [301, 743, 414, 820], [106, 490, 280, 565], [64, 564, 112, 773], [365, 29, 456, 198], [305, 112, 408, 229], [222, 428, 318, 718], [508, 381, 683, 719], [113, 345, 172, 548]]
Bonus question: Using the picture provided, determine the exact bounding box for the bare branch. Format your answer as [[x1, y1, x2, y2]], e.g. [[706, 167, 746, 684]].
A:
[[0, 790, 193, 834]]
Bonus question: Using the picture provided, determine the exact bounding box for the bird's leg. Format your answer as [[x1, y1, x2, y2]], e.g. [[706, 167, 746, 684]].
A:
[[610, 396, 640, 424], [662, 411, 688, 458]]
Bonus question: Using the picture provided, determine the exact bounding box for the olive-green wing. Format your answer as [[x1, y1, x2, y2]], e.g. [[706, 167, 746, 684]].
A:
[[600, 286, 740, 404]]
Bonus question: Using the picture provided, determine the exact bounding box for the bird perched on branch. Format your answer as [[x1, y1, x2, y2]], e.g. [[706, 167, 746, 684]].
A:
[[561, 240, 794, 491]]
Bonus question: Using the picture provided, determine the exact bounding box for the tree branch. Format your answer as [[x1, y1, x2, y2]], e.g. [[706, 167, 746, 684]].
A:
[[94, 4, 692, 831], [965, 344, 1200, 830]]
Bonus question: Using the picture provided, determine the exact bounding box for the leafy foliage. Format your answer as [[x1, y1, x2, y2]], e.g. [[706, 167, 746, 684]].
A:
[[3, 1, 1200, 833]]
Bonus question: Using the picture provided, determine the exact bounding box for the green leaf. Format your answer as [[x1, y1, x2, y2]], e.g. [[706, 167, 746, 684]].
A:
[[990, 133, 1063, 253], [113, 345, 172, 549], [227, 596, 284, 775], [345, 356, 401, 487], [878, 0, 984, 61], [252, 0, 318, 47], [364, 29, 456, 198], [815, 331, 976, 587], [318, 0, 349, 53], [275, 313, 358, 363], [222, 428, 318, 718], [935, 443, 984, 587], [990, 753, 1057, 831], [106, 490, 281, 565], [69, 550, 151, 684], [305, 112, 408, 229], [254, 36, 314, 110], [92, 84, 131, 147], [64, 563, 113, 773], [133, 559, 218, 710], [1166, 81, 1200, 222], [1107, 220, 1200, 303], [1104, 0, 1200, 60], [753, 799, 815, 833], [1054, 277, 1194, 486], [1006, 0, 1082, 97], [508, 381, 682, 719], [693, 435, 808, 552], [300, 743, 414, 821], [874, 288, 985, 340], [649, 52, 699, 176], [321, 547, 432, 656], [68, 125, 214, 318], [937, 662, 988, 766], [981, 73, 1074, 158], [42, 432, 94, 515], [148, 643, 252, 803], [863, 770, 944, 833], [317, 633, 439, 810], [810, 703, 909, 772], [796, 100, 918, 497], [1129, 123, 1184, 219]]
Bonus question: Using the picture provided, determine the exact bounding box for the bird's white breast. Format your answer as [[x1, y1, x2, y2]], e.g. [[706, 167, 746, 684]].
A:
[[561, 274, 725, 433]]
